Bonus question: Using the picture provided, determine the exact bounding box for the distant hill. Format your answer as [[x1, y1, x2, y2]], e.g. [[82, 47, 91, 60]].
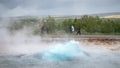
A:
[[1, 12, 120, 19], [90, 12, 120, 17], [54, 12, 120, 19], [101, 15, 120, 18]]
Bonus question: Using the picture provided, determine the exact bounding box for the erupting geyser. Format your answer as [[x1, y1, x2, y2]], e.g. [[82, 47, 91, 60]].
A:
[[34, 40, 88, 61]]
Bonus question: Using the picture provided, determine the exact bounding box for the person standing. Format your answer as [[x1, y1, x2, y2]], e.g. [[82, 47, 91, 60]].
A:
[[70, 25, 74, 33], [76, 28, 81, 35]]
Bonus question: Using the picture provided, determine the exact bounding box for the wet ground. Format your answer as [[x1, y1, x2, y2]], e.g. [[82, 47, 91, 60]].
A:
[[0, 36, 120, 68], [0, 51, 120, 68]]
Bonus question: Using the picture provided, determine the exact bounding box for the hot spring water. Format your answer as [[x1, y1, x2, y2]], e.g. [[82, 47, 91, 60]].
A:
[[33, 40, 88, 61]]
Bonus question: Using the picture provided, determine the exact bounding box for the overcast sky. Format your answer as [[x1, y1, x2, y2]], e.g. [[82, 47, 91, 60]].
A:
[[0, 0, 120, 17]]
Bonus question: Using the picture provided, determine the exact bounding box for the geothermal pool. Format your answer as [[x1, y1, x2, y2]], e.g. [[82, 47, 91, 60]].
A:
[[0, 36, 120, 68]]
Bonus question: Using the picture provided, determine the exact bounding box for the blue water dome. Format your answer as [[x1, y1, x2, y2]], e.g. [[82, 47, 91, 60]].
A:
[[34, 40, 88, 62]]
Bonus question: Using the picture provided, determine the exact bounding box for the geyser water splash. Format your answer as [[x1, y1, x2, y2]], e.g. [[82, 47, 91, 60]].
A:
[[34, 40, 88, 61]]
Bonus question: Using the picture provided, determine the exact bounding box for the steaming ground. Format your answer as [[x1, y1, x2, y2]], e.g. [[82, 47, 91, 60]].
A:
[[0, 23, 120, 68], [0, 35, 120, 68]]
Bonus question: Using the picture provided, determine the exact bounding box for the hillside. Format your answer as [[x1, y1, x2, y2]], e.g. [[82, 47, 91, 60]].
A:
[[1, 12, 120, 19], [101, 15, 120, 18]]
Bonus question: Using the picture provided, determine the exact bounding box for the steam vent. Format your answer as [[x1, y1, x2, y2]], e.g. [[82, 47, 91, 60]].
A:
[[33, 40, 88, 61]]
